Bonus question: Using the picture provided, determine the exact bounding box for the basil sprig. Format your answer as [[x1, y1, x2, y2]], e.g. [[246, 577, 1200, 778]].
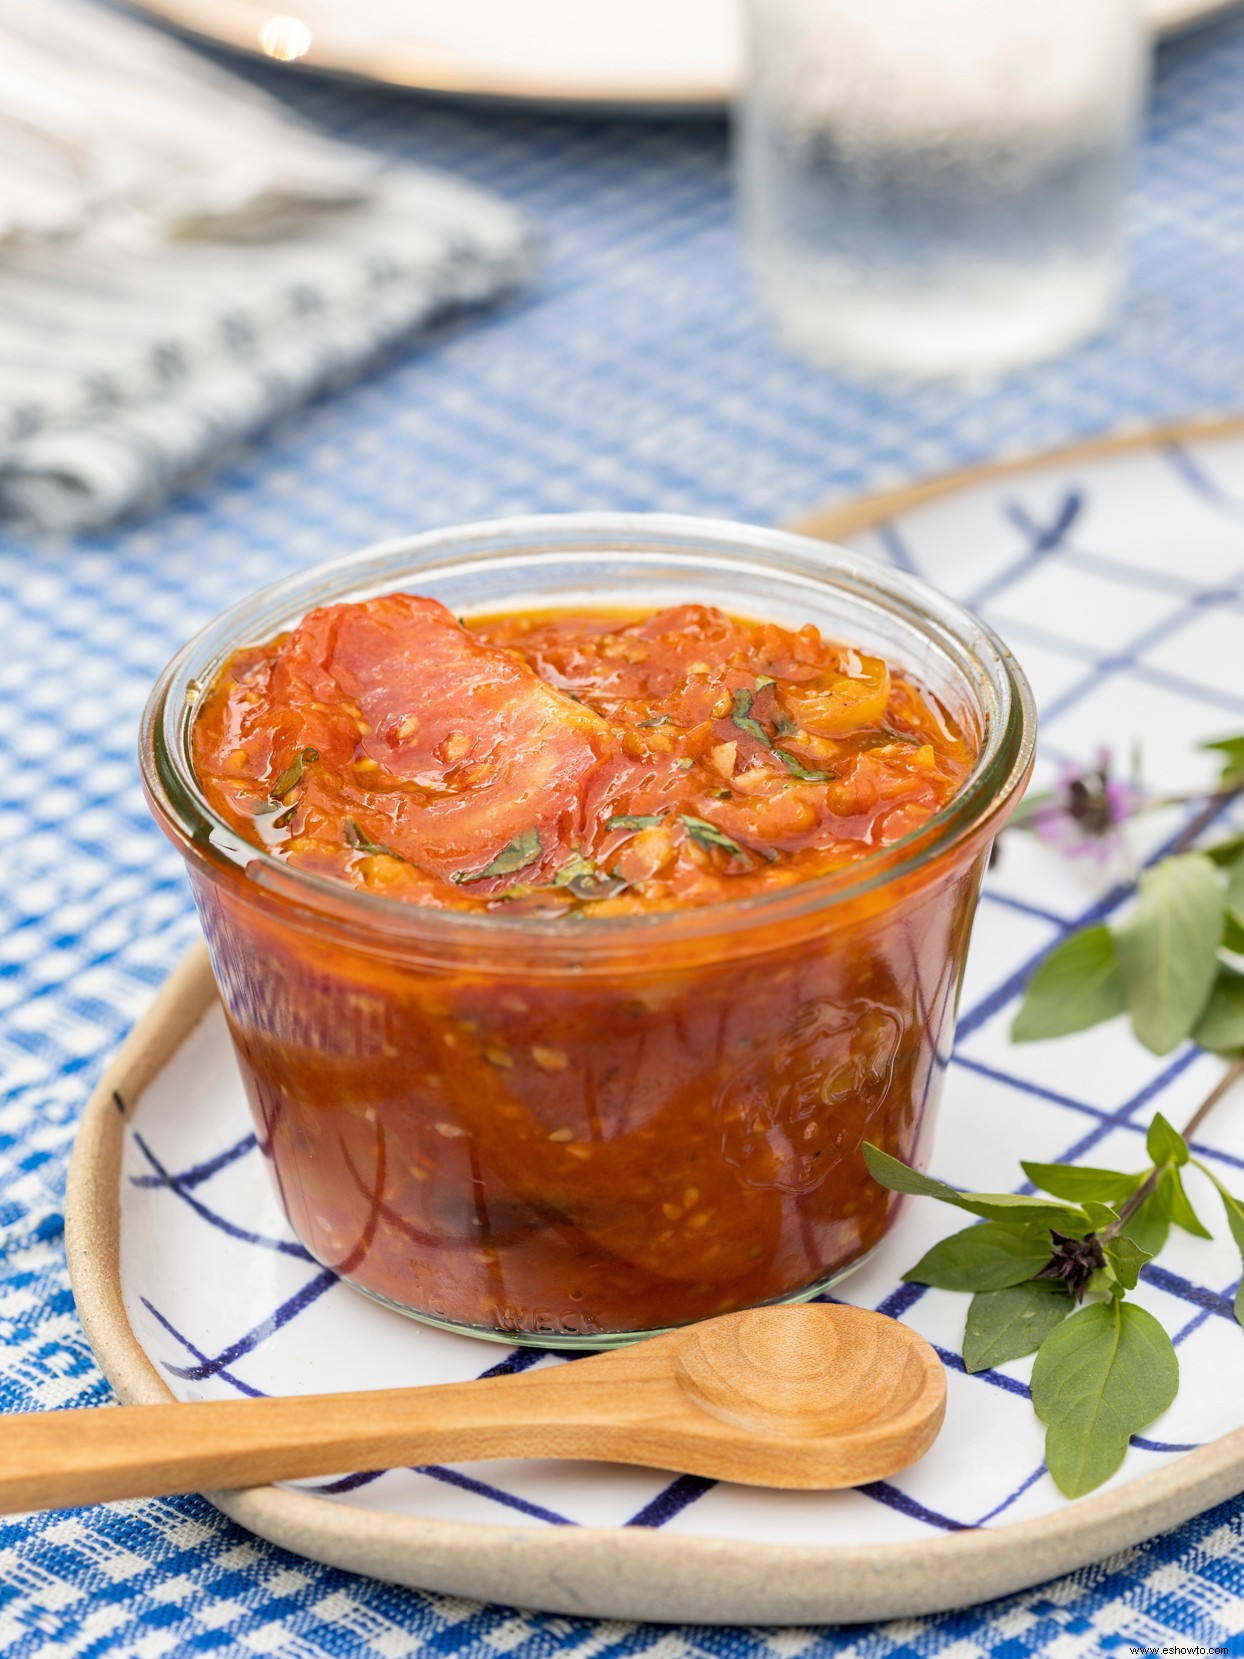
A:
[[1012, 729, 1244, 1056], [873, 727, 1244, 1496], [865, 1094, 1244, 1497], [1014, 845, 1244, 1056]]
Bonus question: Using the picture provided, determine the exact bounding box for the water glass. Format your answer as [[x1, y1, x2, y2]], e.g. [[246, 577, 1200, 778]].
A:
[[738, 0, 1149, 377]]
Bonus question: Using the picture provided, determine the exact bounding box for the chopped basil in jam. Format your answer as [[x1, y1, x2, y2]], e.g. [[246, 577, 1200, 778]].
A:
[[268, 746, 319, 800], [680, 815, 778, 864], [606, 813, 667, 831], [344, 818, 408, 861], [774, 749, 837, 783], [453, 826, 543, 884], [729, 688, 771, 748]]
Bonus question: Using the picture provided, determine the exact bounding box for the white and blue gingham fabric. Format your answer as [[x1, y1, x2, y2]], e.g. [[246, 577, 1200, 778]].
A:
[[4, 11, 1244, 1655]]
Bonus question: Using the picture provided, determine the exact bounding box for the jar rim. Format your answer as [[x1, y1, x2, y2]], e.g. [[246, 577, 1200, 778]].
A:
[[140, 511, 1036, 957]]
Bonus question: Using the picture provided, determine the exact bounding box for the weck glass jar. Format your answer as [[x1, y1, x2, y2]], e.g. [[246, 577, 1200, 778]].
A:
[[141, 514, 1035, 1347]]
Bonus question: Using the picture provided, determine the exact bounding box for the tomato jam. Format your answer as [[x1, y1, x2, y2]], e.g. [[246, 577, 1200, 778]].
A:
[[185, 595, 988, 1341], [194, 599, 974, 912]]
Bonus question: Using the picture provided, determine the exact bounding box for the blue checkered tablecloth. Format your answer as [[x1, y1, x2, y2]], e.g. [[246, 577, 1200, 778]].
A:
[[4, 10, 1244, 1655]]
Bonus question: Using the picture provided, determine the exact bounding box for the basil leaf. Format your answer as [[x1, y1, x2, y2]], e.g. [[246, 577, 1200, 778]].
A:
[[637, 716, 673, 728], [1011, 926, 1125, 1043], [1225, 914, 1244, 955], [729, 688, 771, 748], [1202, 733, 1244, 784], [855, 727, 923, 751], [963, 1281, 1073, 1373], [1146, 1110, 1189, 1167], [606, 813, 665, 832], [680, 815, 779, 862], [1207, 830, 1244, 868], [1227, 853, 1244, 930], [1012, 787, 1055, 822], [1194, 967, 1244, 1054], [903, 1222, 1055, 1292], [1031, 1299, 1179, 1498], [1123, 1176, 1172, 1259], [681, 815, 744, 856], [1113, 852, 1225, 1055], [862, 1145, 1084, 1226], [1193, 1160, 1244, 1327], [553, 851, 596, 886], [1103, 1236, 1151, 1291], [269, 746, 319, 800], [452, 827, 542, 885], [774, 748, 836, 783], [1165, 1166, 1213, 1238], [1020, 1161, 1143, 1206], [343, 818, 407, 862], [1078, 1199, 1120, 1233], [549, 851, 626, 900]]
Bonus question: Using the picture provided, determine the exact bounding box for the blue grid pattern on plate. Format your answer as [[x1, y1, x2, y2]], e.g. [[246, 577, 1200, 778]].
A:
[[4, 7, 1244, 1653]]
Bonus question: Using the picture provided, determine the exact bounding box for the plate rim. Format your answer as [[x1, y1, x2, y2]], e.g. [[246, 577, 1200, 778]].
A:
[[125, 0, 736, 111], [67, 415, 1244, 1621], [791, 410, 1244, 543], [124, 0, 1242, 112]]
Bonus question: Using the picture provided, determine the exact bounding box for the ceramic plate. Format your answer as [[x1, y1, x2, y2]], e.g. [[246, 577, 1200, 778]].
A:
[[128, 0, 1241, 113], [68, 417, 1244, 1623]]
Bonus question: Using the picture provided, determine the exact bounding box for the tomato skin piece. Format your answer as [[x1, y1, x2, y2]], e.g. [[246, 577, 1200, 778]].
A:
[[211, 595, 612, 890]]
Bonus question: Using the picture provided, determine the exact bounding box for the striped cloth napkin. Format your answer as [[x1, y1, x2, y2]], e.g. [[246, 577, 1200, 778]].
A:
[[0, 0, 532, 532]]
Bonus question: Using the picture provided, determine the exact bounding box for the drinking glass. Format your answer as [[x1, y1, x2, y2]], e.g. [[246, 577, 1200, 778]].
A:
[[738, 0, 1149, 377]]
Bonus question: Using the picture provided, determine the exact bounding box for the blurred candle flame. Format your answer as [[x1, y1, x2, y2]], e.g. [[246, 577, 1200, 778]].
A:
[[259, 15, 312, 61]]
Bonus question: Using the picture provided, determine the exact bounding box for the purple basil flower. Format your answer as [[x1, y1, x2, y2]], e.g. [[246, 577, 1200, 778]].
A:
[[1032, 747, 1142, 860]]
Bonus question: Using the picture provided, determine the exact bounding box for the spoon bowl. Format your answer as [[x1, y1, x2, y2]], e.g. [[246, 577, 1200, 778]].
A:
[[0, 1303, 946, 1515], [676, 1303, 943, 1443]]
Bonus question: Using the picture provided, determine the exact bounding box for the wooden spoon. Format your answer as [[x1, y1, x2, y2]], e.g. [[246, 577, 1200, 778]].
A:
[[0, 1304, 944, 1515]]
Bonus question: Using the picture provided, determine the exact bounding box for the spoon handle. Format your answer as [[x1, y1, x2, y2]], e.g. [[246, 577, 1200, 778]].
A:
[[0, 1349, 679, 1515]]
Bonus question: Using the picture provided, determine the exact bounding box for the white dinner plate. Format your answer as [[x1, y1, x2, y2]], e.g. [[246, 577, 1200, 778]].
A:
[[128, 0, 1243, 113], [67, 416, 1244, 1622]]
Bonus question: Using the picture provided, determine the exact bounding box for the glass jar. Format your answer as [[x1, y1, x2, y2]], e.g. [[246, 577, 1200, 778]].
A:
[[141, 514, 1035, 1347]]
